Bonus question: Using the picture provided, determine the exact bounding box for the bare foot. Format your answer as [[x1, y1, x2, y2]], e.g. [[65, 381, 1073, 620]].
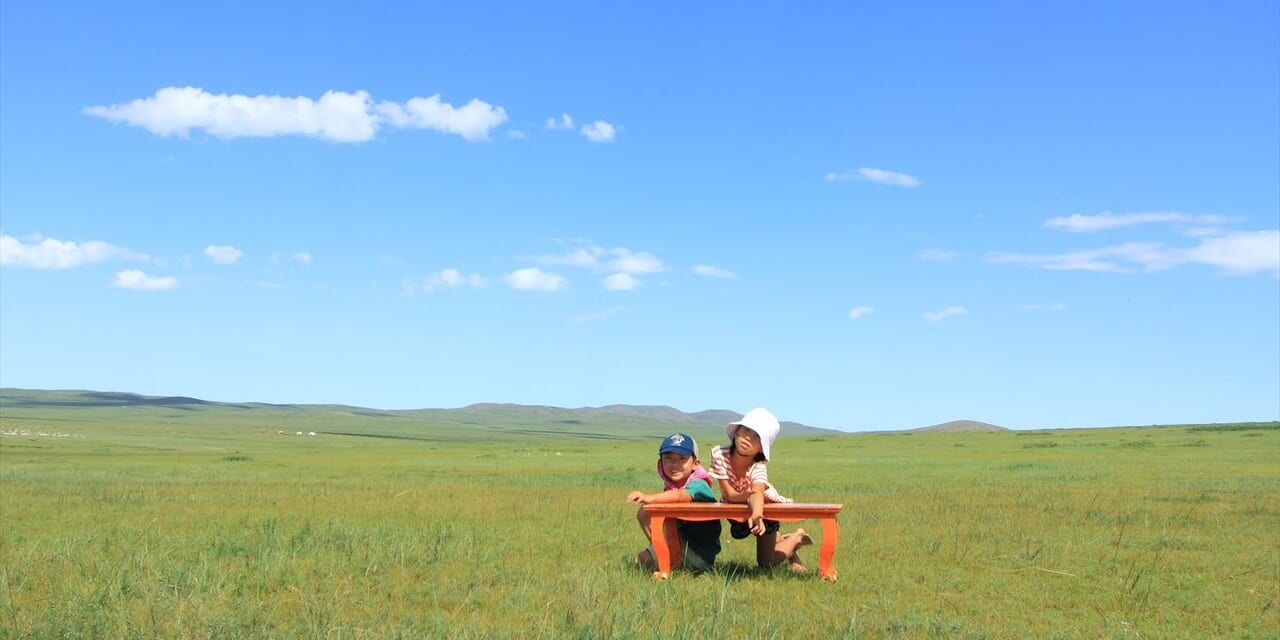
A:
[[783, 528, 814, 547], [635, 548, 655, 569], [788, 553, 809, 574]]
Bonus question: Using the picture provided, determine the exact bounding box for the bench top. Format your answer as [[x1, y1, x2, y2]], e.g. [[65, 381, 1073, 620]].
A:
[[643, 502, 842, 519]]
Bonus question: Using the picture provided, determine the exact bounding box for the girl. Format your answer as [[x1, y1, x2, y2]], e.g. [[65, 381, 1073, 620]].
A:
[[708, 407, 811, 572]]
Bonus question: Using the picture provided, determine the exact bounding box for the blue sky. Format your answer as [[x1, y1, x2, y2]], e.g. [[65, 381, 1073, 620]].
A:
[[2, 1, 1277, 431]]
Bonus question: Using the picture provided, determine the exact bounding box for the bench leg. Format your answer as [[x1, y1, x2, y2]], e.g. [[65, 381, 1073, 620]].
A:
[[819, 517, 839, 582], [664, 519, 682, 570], [650, 516, 672, 580]]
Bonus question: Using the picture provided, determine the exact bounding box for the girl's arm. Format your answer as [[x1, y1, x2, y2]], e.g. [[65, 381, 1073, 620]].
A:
[[717, 478, 749, 503], [746, 482, 768, 534], [625, 488, 692, 504]]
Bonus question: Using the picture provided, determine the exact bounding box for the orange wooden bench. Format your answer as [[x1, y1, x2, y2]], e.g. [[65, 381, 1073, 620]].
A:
[[643, 502, 843, 581]]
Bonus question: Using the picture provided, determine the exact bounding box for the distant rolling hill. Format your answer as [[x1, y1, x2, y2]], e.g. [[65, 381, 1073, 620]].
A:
[[0, 388, 839, 442], [909, 419, 1008, 433]]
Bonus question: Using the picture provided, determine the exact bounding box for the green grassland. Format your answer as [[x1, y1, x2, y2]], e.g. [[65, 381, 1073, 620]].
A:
[[1, 396, 1276, 639]]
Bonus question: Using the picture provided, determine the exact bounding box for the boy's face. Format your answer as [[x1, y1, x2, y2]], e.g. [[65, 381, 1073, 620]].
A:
[[733, 426, 763, 458], [659, 452, 697, 482]]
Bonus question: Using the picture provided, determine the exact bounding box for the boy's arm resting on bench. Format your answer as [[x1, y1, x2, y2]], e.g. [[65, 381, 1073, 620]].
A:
[[625, 488, 693, 504]]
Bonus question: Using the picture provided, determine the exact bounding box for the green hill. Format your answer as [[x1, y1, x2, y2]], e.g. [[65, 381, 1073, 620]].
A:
[[0, 388, 838, 444]]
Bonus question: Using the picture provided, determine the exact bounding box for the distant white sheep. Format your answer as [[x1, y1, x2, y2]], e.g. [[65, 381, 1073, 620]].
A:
[[296, 431, 303, 436], [308, 431, 316, 436]]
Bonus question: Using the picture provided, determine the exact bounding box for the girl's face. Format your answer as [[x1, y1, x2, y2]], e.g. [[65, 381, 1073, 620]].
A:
[[660, 452, 697, 482], [733, 426, 763, 458]]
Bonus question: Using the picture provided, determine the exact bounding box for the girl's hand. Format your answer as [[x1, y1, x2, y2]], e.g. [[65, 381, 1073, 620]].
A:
[[626, 491, 646, 503], [748, 512, 766, 536]]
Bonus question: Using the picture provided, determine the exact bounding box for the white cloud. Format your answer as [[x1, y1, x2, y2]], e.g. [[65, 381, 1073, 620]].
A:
[[86, 87, 507, 143], [573, 305, 624, 323], [608, 249, 662, 274], [916, 249, 957, 262], [1182, 230, 1279, 274], [1021, 303, 1066, 311], [692, 264, 735, 278], [87, 87, 377, 142], [825, 168, 921, 186], [292, 252, 312, 265], [581, 120, 616, 142], [204, 245, 242, 264], [1, 233, 146, 269], [373, 95, 508, 142], [535, 244, 664, 275], [1183, 226, 1227, 238], [402, 268, 487, 295], [112, 269, 178, 290], [1045, 211, 1232, 233], [848, 306, 873, 319], [988, 242, 1171, 273], [989, 231, 1278, 275], [539, 247, 602, 269], [858, 167, 921, 187], [545, 113, 574, 130], [924, 306, 967, 323], [603, 273, 640, 291], [504, 267, 566, 291], [506, 130, 526, 139]]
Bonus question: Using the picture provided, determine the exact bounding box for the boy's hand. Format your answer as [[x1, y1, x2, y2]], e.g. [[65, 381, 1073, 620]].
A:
[[625, 491, 647, 503]]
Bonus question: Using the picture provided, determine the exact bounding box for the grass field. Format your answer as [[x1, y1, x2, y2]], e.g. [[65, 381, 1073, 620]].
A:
[[1, 399, 1276, 639]]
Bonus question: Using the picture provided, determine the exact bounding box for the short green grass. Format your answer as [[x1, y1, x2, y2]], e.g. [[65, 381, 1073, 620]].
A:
[[1, 406, 1276, 639]]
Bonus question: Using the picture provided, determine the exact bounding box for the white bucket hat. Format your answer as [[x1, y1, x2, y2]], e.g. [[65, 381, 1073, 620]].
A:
[[726, 407, 781, 461]]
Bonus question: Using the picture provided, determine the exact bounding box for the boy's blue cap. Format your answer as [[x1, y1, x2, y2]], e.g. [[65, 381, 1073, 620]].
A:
[[659, 433, 698, 458]]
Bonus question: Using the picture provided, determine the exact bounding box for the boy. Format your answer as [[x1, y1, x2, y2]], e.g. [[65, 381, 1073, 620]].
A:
[[625, 433, 722, 573]]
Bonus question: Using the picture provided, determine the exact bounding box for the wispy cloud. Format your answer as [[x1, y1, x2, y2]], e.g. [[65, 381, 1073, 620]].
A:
[[573, 305, 624, 323], [537, 244, 663, 274], [112, 269, 178, 290], [204, 244, 242, 264], [538, 247, 600, 269], [1021, 303, 1066, 311], [989, 231, 1279, 275], [609, 250, 662, 274], [692, 264, 735, 278], [292, 252, 312, 265], [506, 130, 526, 140], [848, 306, 873, 320], [988, 243, 1170, 273], [533, 243, 662, 290], [0, 233, 146, 269], [1045, 211, 1232, 233], [581, 120, 617, 143], [545, 113, 574, 130], [402, 268, 487, 296], [86, 87, 507, 143], [603, 273, 640, 291], [504, 267, 566, 292], [916, 249, 957, 262], [828, 167, 920, 187], [924, 306, 967, 323]]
